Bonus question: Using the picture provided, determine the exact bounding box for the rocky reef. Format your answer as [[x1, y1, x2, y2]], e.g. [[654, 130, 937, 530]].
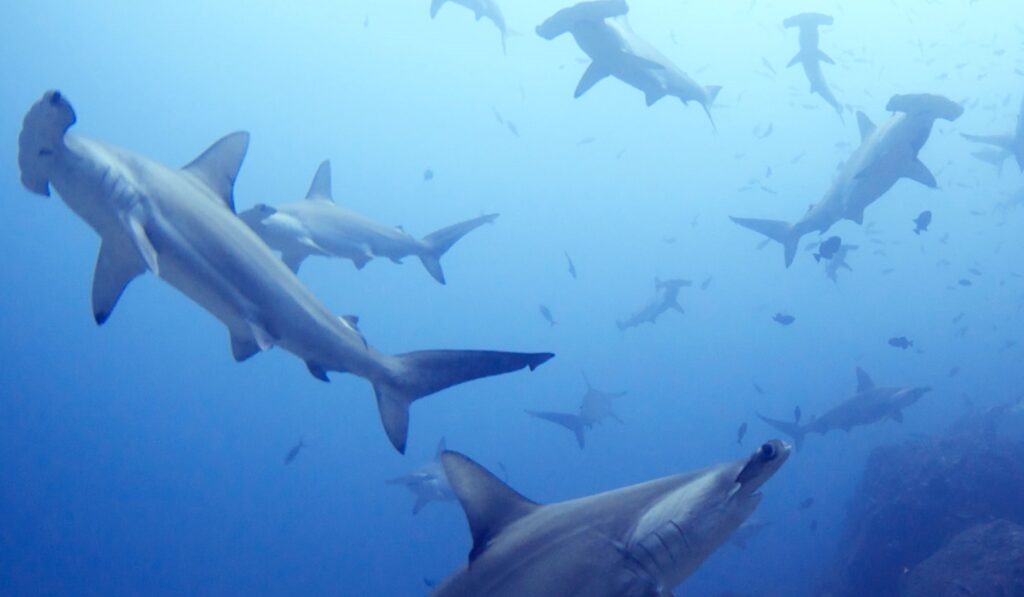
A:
[[818, 401, 1024, 596]]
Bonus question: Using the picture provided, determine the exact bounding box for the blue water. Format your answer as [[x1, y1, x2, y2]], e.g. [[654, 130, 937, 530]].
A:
[[1, 1, 1022, 595]]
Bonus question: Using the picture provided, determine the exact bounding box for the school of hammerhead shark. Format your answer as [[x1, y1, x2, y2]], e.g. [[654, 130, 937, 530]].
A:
[[15, 0, 1022, 595]]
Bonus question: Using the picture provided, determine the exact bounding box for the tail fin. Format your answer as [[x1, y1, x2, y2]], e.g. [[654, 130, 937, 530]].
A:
[[418, 213, 499, 284], [526, 410, 588, 449], [730, 216, 800, 267], [757, 413, 806, 451], [429, 0, 447, 18], [374, 350, 554, 453]]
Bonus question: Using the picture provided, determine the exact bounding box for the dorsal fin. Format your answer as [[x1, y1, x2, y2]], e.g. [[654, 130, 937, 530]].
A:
[[183, 132, 249, 212], [442, 451, 540, 563], [856, 367, 875, 393], [305, 160, 333, 201], [856, 112, 876, 142]]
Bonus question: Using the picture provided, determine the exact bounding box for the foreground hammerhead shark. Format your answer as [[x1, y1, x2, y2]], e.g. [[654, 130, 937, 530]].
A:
[[526, 373, 626, 448], [536, 0, 721, 125], [17, 90, 552, 454], [386, 438, 456, 514], [961, 94, 1024, 173], [617, 278, 691, 330], [429, 441, 790, 596], [731, 94, 963, 267], [238, 161, 498, 283], [757, 367, 930, 450], [783, 13, 843, 119], [430, 0, 511, 54]]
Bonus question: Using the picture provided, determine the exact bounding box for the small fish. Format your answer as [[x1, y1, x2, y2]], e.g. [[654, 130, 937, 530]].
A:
[[967, 267, 982, 276], [912, 210, 931, 234], [798, 497, 815, 511], [284, 438, 305, 465], [814, 236, 842, 262], [423, 169, 434, 182], [948, 366, 960, 378], [958, 278, 972, 287], [576, 137, 596, 146], [794, 406, 802, 423], [888, 336, 914, 350], [700, 276, 713, 291], [506, 121, 520, 137], [737, 422, 748, 445], [757, 123, 774, 139], [753, 383, 766, 395], [809, 520, 819, 532], [761, 56, 776, 74], [538, 305, 557, 327], [564, 252, 577, 279], [772, 313, 795, 326]]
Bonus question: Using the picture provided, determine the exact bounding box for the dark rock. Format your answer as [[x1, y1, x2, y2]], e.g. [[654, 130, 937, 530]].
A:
[[903, 519, 1024, 597], [818, 404, 1024, 596]]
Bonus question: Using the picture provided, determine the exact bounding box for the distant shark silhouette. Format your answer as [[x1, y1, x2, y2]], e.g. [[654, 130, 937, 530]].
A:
[[238, 161, 497, 284], [731, 94, 962, 267], [429, 441, 790, 596], [961, 94, 1024, 172], [783, 13, 843, 119], [387, 438, 456, 514], [617, 278, 691, 330], [537, 0, 720, 125], [527, 373, 626, 448], [431, 0, 511, 54], [758, 367, 930, 450], [17, 90, 552, 454]]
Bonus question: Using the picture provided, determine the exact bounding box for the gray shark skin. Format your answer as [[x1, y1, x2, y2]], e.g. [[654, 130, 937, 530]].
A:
[[961, 94, 1024, 172], [731, 94, 963, 267], [757, 367, 930, 451], [386, 438, 455, 514], [527, 373, 626, 448], [617, 278, 691, 330], [783, 13, 842, 119], [429, 441, 790, 597], [431, 0, 510, 54], [18, 90, 553, 454], [537, 1, 721, 126], [237, 161, 497, 284]]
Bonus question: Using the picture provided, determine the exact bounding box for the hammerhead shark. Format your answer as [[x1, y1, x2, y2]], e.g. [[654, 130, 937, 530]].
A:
[[386, 438, 455, 514], [961, 94, 1024, 172], [757, 367, 930, 450], [429, 441, 790, 596], [526, 373, 626, 448], [617, 278, 691, 330], [17, 90, 552, 454], [731, 94, 963, 267], [430, 0, 511, 54], [783, 13, 843, 119], [536, 0, 721, 125], [238, 161, 498, 284]]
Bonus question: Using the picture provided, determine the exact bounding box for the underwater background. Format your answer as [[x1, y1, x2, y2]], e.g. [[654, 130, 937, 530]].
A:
[[1, 1, 1022, 595]]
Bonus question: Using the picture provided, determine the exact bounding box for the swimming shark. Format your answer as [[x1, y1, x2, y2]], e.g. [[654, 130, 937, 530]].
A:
[[783, 13, 843, 119], [431, 0, 511, 54], [961, 94, 1024, 172], [757, 367, 930, 450], [617, 278, 691, 330], [386, 438, 456, 514], [237, 161, 497, 283], [429, 441, 789, 596], [17, 90, 552, 454], [536, 0, 721, 125], [731, 94, 963, 267], [526, 373, 625, 448]]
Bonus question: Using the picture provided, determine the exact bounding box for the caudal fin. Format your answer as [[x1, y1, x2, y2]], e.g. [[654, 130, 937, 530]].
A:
[[526, 410, 588, 449], [418, 213, 499, 284], [757, 413, 806, 451], [730, 216, 801, 267], [374, 350, 554, 453]]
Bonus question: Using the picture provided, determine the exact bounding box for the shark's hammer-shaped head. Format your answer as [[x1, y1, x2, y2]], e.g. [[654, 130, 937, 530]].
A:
[[19, 90, 77, 196]]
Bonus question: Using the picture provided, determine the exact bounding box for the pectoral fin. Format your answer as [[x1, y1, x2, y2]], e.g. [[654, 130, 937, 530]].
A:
[[230, 331, 261, 362], [904, 159, 937, 188], [92, 240, 146, 325], [575, 63, 609, 98]]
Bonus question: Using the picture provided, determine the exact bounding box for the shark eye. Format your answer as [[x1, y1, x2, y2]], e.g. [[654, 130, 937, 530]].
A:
[[759, 443, 777, 462]]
